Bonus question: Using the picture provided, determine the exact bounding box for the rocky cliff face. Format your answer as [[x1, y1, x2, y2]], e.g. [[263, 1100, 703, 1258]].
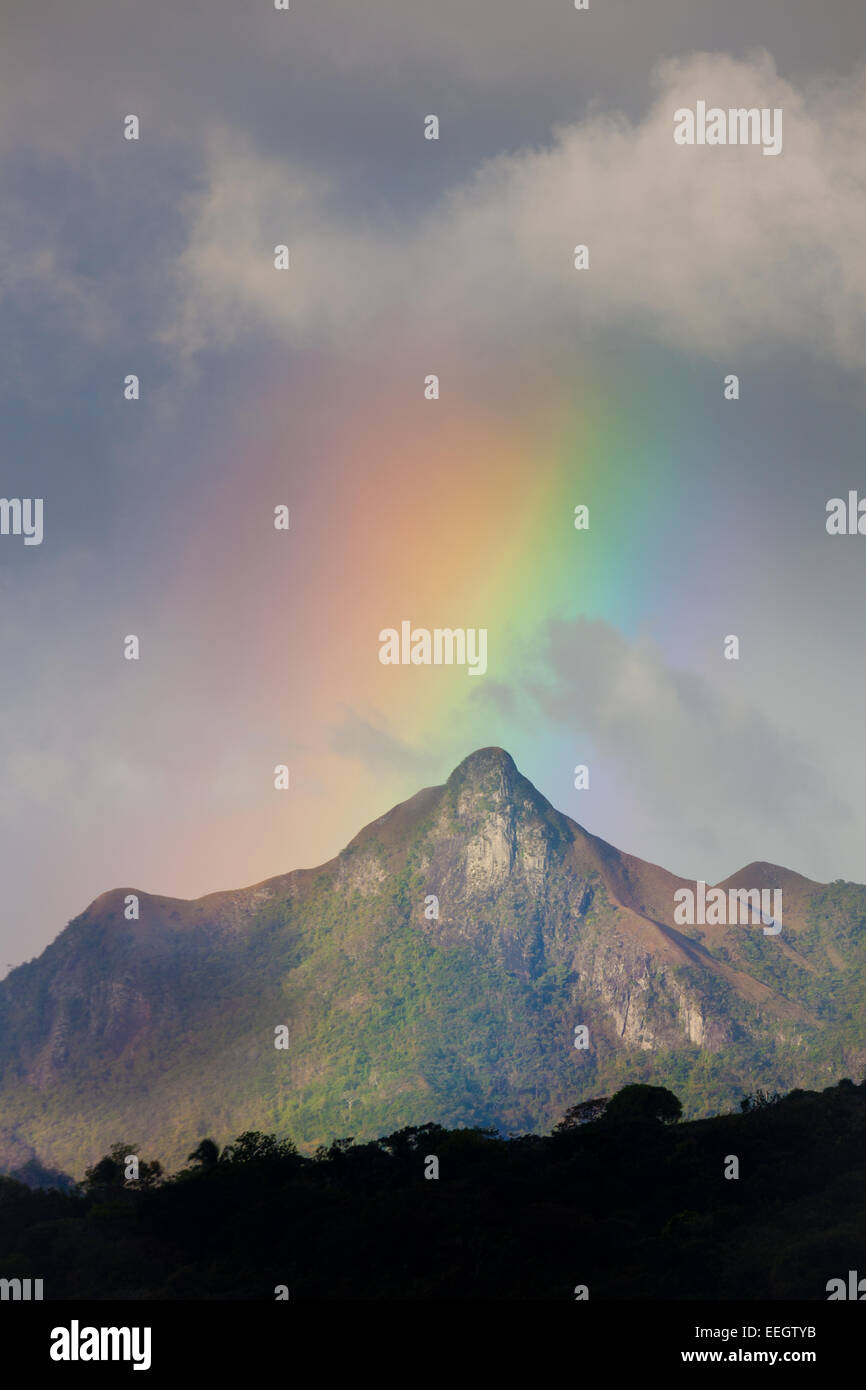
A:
[[0, 747, 858, 1177]]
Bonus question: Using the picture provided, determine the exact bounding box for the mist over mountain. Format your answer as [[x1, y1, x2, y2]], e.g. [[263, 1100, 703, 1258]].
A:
[[1, 747, 864, 1178]]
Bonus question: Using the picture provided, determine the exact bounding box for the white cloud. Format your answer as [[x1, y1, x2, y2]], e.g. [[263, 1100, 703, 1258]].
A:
[[166, 52, 866, 371]]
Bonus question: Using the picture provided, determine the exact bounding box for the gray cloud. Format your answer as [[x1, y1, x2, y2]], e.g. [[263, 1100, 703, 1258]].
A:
[[525, 617, 852, 880], [162, 52, 866, 374]]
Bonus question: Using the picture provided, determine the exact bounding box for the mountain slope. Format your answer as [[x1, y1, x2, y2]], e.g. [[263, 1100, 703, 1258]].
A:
[[1, 747, 864, 1177]]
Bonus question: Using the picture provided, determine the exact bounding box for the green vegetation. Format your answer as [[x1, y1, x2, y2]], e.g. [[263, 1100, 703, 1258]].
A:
[[4, 876, 866, 1176]]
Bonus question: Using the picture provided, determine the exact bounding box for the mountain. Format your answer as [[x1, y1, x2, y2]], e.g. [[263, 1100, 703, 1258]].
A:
[[1, 746, 865, 1178]]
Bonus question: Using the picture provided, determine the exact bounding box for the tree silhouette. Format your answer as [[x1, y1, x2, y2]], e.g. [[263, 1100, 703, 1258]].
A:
[[553, 1096, 610, 1131], [82, 1142, 162, 1191], [219, 1131, 298, 1165], [739, 1088, 782, 1113], [604, 1084, 682, 1126], [187, 1138, 221, 1169]]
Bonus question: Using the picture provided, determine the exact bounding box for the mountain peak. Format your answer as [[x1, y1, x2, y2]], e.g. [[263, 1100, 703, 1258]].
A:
[[445, 747, 526, 815], [717, 861, 824, 891], [447, 747, 517, 781]]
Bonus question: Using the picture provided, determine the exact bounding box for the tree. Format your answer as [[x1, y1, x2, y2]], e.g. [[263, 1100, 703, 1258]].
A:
[[82, 1152, 125, 1192], [376, 1124, 449, 1161], [219, 1131, 298, 1166], [604, 1084, 682, 1126], [553, 1097, 610, 1132], [82, 1143, 162, 1191], [739, 1089, 782, 1113], [313, 1136, 355, 1163], [134, 1158, 163, 1188], [187, 1138, 221, 1169]]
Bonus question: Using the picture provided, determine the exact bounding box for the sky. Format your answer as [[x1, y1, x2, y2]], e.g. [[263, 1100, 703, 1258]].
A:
[[1, 1, 865, 972]]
